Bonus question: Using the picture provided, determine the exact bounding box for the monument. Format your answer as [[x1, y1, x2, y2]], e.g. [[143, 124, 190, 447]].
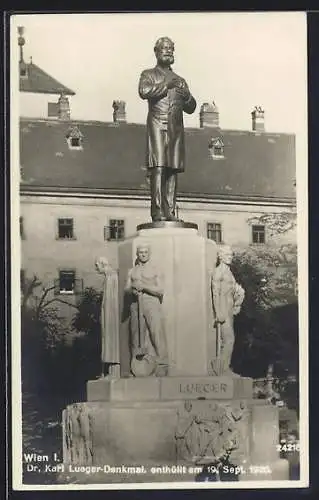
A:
[[62, 37, 288, 484]]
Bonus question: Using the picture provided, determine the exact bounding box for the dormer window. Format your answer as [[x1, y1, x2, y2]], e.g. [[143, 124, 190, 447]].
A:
[[66, 126, 83, 150], [208, 137, 225, 159], [213, 145, 223, 156], [70, 137, 80, 148]]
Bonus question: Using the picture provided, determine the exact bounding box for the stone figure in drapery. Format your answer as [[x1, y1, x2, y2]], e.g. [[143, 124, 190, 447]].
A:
[[124, 243, 168, 377], [138, 36, 197, 222], [95, 257, 120, 377], [211, 245, 245, 375]]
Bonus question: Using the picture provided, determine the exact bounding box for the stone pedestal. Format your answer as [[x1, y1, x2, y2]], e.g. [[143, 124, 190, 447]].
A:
[[62, 377, 288, 484], [118, 225, 217, 377], [61, 224, 289, 484]]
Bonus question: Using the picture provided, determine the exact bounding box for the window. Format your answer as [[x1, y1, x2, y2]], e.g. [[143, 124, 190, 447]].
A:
[[20, 216, 25, 239], [54, 270, 83, 295], [207, 222, 222, 243], [58, 270, 76, 295], [105, 219, 125, 241], [213, 145, 223, 156], [66, 126, 83, 150], [70, 137, 80, 148], [252, 225, 266, 244], [208, 137, 225, 159], [58, 218, 74, 239]]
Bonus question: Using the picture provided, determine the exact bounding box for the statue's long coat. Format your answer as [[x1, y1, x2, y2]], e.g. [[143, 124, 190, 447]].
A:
[[139, 65, 196, 172]]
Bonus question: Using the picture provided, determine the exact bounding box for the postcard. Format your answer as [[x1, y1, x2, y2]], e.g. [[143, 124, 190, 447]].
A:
[[11, 11, 308, 490]]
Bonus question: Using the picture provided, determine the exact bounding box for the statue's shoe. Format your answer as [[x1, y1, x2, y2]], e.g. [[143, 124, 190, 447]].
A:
[[152, 214, 166, 222], [166, 215, 179, 221]]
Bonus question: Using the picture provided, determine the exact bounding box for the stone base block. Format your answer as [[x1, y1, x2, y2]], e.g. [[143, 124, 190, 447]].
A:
[[63, 382, 291, 485], [87, 375, 253, 402], [61, 396, 289, 484]]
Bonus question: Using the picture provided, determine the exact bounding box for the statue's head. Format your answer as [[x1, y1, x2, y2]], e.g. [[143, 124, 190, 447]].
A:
[[95, 256, 109, 274], [218, 245, 233, 265], [136, 243, 151, 264], [154, 37, 175, 67]]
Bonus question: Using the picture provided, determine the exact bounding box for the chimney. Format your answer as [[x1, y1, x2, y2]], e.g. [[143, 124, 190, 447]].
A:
[[200, 102, 219, 128], [18, 26, 25, 62], [18, 26, 28, 78], [112, 100, 126, 123], [251, 106, 265, 132], [58, 93, 70, 121]]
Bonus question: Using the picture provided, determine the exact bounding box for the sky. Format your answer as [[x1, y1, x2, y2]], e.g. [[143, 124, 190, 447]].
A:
[[12, 12, 307, 133]]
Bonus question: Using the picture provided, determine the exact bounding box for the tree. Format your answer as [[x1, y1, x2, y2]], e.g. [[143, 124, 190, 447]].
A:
[[231, 244, 298, 380], [72, 287, 102, 336], [247, 211, 297, 237], [71, 287, 103, 381], [21, 278, 104, 394], [21, 275, 78, 395]]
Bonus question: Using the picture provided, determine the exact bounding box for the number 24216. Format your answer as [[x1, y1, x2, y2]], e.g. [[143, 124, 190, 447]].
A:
[[276, 443, 300, 452]]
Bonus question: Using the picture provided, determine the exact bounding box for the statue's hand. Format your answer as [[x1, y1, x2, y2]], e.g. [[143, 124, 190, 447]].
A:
[[215, 315, 226, 324], [175, 80, 190, 100], [176, 87, 190, 100], [166, 77, 181, 89], [132, 281, 143, 295]]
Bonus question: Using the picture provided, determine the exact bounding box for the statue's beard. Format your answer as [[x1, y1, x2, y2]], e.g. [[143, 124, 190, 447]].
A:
[[157, 54, 174, 66]]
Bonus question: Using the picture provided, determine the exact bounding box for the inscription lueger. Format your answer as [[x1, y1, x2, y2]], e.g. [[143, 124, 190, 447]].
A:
[[179, 382, 228, 394], [160, 377, 234, 400]]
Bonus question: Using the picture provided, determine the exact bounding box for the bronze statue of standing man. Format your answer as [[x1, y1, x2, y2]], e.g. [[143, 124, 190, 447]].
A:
[[139, 37, 197, 222]]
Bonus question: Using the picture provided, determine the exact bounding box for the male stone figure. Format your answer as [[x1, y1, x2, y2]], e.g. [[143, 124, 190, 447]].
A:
[[211, 245, 245, 375], [125, 244, 168, 375], [139, 37, 197, 222]]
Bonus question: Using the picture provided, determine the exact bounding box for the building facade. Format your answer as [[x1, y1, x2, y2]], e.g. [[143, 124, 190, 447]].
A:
[[18, 30, 297, 324]]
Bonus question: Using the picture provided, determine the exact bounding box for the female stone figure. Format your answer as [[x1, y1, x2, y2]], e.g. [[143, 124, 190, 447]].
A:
[[95, 257, 120, 377], [211, 245, 245, 375]]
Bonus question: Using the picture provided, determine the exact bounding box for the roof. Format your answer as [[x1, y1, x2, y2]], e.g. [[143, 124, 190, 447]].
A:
[[20, 118, 296, 201], [20, 62, 75, 96]]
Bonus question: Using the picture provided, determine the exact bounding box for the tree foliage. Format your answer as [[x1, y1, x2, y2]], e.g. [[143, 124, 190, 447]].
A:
[[72, 287, 102, 336], [71, 287, 103, 381], [247, 211, 297, 236], [21, 276, 88, 398], [230, 244, 298, 380]]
